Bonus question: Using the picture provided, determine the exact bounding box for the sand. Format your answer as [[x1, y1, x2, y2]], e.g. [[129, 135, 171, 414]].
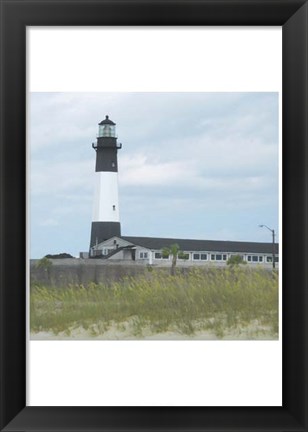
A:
[[30, 317, 278, 341]]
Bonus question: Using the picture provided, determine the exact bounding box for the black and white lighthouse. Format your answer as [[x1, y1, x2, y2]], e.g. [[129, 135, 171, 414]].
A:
[[90, 116, 122, 249]]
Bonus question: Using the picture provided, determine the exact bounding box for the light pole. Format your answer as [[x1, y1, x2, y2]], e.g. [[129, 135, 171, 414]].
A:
[[259, 224, 276, 269]]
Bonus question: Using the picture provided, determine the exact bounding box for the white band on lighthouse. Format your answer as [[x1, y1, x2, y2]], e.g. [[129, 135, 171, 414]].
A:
[[92, 171, 120, 222]]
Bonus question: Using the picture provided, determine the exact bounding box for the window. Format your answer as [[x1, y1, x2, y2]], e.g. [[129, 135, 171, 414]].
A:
[[247, 255, 260, 263], [275, 256, 279, 262], [154, 252, 169, 259], [111, 162, 116, 168], [266, 256, 273, 263], [113, 205, 116, 211], [193, 253, 207, 260], [210, 253, 225, 261], [139, 252, 148, 259]]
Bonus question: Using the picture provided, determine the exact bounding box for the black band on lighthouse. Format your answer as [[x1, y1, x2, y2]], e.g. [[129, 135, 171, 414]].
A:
[[95, 148, 118, 172], [90, 222, 121, 249]]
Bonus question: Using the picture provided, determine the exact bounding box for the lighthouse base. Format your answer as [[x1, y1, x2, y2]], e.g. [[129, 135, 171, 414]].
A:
[[90, 221, 121, 249]]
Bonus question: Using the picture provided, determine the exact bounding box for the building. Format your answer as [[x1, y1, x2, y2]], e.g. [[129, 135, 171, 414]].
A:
[[88, 117, 278, 267], [89, 235, 278, 266]]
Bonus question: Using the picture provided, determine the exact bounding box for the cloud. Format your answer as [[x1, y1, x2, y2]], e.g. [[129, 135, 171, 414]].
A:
[[39, 218, 59, 227], [118, 149, 276, 203], [31, 159, 93, 196], [119, 154, 196, 186]]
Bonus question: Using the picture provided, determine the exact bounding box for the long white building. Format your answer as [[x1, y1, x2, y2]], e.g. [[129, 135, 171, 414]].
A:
[[89, 235, 278, 267]]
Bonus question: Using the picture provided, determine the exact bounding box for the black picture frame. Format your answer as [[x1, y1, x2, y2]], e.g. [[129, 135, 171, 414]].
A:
[[0, 0, 307, 431]]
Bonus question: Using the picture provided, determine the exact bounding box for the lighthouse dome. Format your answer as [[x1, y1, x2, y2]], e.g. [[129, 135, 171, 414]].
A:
[[99, 115, 116, 126]]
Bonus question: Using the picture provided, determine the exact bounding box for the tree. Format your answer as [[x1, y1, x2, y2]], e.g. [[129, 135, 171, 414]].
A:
[[45, 252, 74, 259], [162, 243, 187, 276], [227, 254, 246, 267], [36, 256, 53, 281], [36, 256, 53, 270]]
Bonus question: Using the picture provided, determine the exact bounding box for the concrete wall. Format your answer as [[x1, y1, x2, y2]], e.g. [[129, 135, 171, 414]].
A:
[[30, 258, 276, 287], [30, 259, 156, 287]]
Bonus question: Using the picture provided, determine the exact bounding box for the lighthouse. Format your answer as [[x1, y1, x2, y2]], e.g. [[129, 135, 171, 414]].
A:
[[90, 116, 122, 250]]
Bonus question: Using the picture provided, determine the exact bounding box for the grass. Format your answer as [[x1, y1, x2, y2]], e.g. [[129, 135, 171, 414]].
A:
[[30, 267, 279, 339]]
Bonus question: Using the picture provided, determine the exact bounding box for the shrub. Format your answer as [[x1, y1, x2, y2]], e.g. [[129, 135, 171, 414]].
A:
[[45, 253, 74, 259], [227, 255, 247, 267], [36, 256, 53, 270], [30, 267, 278, 339]]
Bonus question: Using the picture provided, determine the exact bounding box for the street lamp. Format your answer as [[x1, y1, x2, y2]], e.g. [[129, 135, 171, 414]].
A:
[[259, 224, 276, 269]]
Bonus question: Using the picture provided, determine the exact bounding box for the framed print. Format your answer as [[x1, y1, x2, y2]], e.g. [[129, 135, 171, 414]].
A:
[[27, 30, 283, 407], [0, 0, 307, 431]]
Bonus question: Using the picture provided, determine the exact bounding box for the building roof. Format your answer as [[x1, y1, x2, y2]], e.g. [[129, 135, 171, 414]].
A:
[[121, 236, 279, 254], [99, 115, 116, 126]]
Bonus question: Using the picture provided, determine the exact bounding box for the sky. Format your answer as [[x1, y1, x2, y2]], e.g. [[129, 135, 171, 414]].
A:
[[29, 92, 279, 258]]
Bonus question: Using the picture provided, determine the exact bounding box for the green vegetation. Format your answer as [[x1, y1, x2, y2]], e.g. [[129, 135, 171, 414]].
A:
[[45, 253, 74, 259], [36, 256, 53, 270], [30, 267, 278, 339], [162, 243, 188, 275], [35, 257, 53, 281], [227, 254, 247, 267]]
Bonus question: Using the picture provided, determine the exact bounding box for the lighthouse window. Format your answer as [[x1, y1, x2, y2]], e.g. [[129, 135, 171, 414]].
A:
[[113, 205, 116, 211], [111, 162, 116, 167], [103, 125, 112, 136]]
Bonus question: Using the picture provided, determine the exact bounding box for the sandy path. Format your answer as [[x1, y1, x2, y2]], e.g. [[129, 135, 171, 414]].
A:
[[31, 318, 277, 341]]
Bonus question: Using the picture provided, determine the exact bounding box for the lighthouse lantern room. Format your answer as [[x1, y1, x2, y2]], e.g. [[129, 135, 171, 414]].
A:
[[98, 116, 116, 137], [90, 116, 122, 252]]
